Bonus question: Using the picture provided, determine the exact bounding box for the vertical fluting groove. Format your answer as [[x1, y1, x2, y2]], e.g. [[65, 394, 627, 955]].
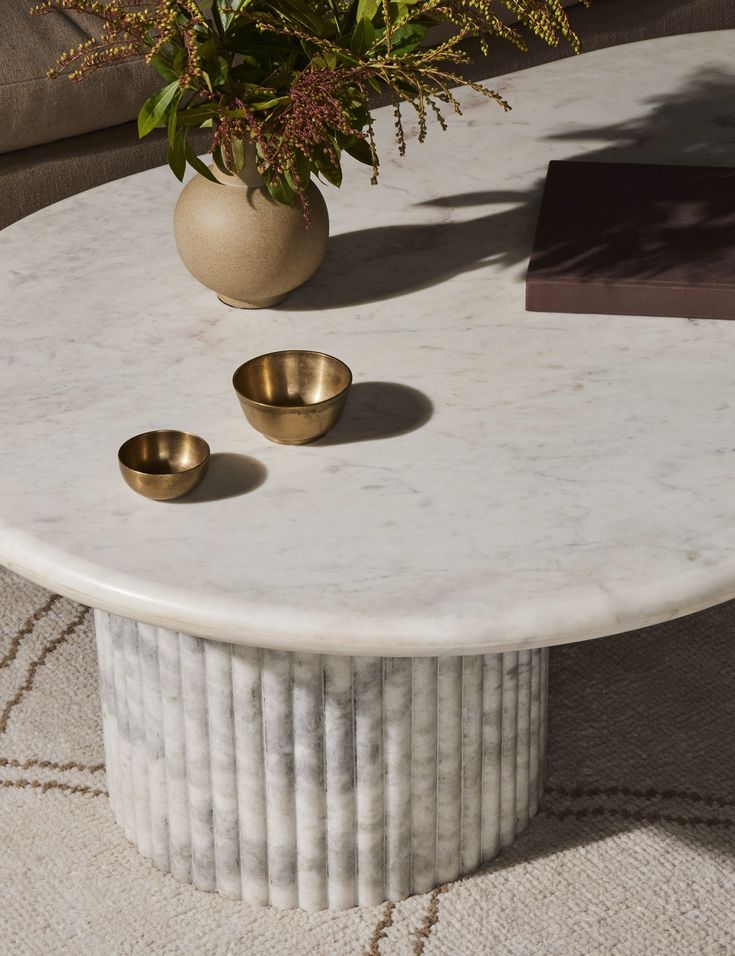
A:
[[94, 613, 118, 821], [205, 640, 240, 899], [409, 660, 414, 898], [514, 650, 532, 832], [539, 649, 549, 798], [528, 649, 542, 818], [383, 658, 388, 902], [480, 654, 502, 862], [436, 657, 462, 885], [261, 649, 298, 908], [232, 645, 268, 904], [94, 614, 549, 911], [106, 615, 123, 826], [460, 656, 483, 874], [230, 649, 244, 902], [290, 652, 301, 908], [499, 652, 519, 849], [352, 660, 358, 902], [478, 656, 485, 865], [110, 616, 136, 842], [459, 657, 465, 875], [138, 623, 169, 873], [124, 622, 152, 860], [180, 634, 216, 892], [354, 657, 384, 906], [383, 658, 412, 901], [292, 652, 327, 911], [323, 656, 356, 908], [410, 657, 437, 895], [158, 626, 192, 884], [434, 657, 439, 888]]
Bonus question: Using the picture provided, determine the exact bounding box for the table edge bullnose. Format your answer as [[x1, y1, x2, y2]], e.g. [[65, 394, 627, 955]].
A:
[[2, 522, 734, 656]]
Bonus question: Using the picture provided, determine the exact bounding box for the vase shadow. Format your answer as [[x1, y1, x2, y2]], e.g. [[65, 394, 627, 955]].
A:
[[287, 192, 535, 311], [316, 382, 433, 445]]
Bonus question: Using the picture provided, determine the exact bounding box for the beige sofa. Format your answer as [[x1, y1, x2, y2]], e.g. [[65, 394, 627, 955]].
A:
[[1, 0, 733, 230]]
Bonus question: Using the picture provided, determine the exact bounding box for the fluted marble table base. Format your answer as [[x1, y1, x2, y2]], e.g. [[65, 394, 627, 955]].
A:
[[95, 611, 548, 910]]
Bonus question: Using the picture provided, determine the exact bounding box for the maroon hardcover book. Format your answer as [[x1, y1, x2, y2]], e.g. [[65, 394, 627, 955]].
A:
[[526, 160, 735, 320]]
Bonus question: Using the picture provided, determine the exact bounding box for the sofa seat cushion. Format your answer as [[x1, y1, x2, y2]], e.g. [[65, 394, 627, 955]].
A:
[[0, 2, 160, 154]]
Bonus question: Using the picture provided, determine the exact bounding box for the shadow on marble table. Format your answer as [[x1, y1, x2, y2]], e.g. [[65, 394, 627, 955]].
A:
[[173, 452, 266, 503], [287, 191, 536, 310], [316, 381, 433, 445], [286, 67, 735, 311]]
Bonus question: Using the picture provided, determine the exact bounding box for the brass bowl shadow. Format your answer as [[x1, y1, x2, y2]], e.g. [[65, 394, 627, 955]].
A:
[[118, 430, 210, 500], [232, 350, 353, 445]]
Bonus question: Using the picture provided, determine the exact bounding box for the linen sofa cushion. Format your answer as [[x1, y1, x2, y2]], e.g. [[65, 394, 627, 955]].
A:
[[0, 2, 160, 154]]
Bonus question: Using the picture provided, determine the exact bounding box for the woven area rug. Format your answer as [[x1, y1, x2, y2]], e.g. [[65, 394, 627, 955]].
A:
[[1, 565, 734, 955]]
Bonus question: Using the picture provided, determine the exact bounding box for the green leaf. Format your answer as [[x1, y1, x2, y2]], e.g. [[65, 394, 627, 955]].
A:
[[345, 137, 374, 167], [312, 51, 338, 69], [388, 22, 427, 54], [210, 0, 224, 35], [268, 0, 327, 34], [230, 135, 246, 173], [330, 48, 361, 67], [356, 0, 378, 22], [210, 59, 230, 87], [351, 17, 375, 56], [314, 159, 342, 187], [138, 81, 181, 138], [366, 74, 383, 94], [221, 0, 253, 29], [167, 130, 187, 181], [176, 104, 221, 126], [212, 145, 231, 177], [149, 55, 179, 85], [249, 95, 290, 110], [185, 142, 219, 183], [282, 150, 312, 192], [167, 101, 178, 141], [263, 172, 295, 206]]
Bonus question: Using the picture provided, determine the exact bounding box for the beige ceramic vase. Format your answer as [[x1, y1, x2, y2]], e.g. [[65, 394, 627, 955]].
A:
[[173, 141, 329, 309]]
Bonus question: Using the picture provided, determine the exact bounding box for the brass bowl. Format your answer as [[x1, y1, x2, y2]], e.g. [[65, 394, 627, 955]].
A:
[[118, 430, 210, 500], [232, 350, 353, 445]]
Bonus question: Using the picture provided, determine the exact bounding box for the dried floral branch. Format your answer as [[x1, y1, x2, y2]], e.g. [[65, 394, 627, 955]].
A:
[[31, 0, 590, 218]]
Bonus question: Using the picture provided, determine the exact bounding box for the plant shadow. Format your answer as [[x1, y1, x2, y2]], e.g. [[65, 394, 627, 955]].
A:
[[317, 381, 433, 445], [285, 67, 735, 311], [173, 452, 266, 503]]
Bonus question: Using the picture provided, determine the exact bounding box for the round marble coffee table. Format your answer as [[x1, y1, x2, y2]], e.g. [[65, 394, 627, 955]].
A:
[[1, 31, 734, 911]]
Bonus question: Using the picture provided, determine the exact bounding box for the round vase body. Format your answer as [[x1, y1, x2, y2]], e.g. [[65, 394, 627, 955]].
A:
[[174, 159, 329, 309]]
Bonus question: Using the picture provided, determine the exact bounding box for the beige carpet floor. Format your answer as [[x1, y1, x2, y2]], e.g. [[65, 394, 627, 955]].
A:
[[1, 565, 734, 955]]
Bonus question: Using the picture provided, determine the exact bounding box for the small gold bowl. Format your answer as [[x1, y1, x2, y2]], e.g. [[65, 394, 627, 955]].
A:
[[232, 350, 352, 445], [118, 430, 210, 500]]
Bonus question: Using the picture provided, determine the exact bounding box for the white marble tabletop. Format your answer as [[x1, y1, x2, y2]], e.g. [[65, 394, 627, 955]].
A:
[[1, 31, 735, 656]]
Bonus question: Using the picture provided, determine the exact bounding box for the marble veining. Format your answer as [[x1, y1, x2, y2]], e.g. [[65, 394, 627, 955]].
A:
[[2, 34, 735, 655], [95, 611, 547, 909]]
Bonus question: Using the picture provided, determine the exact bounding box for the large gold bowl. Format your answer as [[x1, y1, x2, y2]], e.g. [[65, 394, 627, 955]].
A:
[[232, 350, 352, 445], [118, 430, 210, 500]]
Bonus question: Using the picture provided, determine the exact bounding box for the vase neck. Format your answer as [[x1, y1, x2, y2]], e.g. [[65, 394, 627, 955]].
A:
[[235, 138, 264, 188]]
